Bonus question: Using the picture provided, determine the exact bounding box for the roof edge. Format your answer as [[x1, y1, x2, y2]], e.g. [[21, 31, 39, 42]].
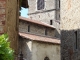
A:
[[19, 16, 55, 29], [19, 33, 61, 45]]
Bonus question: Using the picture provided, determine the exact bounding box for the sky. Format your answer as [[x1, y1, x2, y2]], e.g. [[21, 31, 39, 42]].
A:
[[20, 7, 28, 17]]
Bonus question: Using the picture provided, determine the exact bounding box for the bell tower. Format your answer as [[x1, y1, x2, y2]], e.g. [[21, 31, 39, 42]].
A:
[[27, 0, 60, 38]]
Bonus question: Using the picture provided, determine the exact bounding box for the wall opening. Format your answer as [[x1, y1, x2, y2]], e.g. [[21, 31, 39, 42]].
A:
[[21, 0, 29, 8], [28, 25, 30, 32], [19, 0, 29, 17], [45, 28, 47, 35], [50, 20, 53, 25], [44, 57, 50, 60], [74, 31, 78, 49], [37, 0, 45, 10]]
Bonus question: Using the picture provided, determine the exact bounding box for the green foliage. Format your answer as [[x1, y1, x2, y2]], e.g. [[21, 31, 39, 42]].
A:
[[0, 34, 14, 60]]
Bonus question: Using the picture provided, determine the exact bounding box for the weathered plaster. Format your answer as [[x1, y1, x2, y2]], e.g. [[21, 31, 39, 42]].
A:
[[32, 41, 60, 60], [61, 0, 80, 60]]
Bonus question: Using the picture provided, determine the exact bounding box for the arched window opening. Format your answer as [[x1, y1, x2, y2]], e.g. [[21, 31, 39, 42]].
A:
[[37, 0, 45, 10], [44, 57, 50, 60]]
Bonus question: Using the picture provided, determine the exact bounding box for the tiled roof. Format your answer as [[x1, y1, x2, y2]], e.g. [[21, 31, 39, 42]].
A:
[[19, 33, 60, 44], [19, 16, 55, 29]]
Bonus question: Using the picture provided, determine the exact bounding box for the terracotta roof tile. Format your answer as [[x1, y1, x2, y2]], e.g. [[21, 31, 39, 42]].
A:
[[19, 33, 60, 44], [19, 16, 55, 29]]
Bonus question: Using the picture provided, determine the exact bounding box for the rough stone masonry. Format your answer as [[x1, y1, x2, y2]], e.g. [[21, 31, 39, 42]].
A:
[[61, 0, 80, 60], [0, 0, 6, 34]]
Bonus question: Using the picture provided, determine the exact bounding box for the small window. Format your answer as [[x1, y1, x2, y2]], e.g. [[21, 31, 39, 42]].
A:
[[50, 20, 53, 25], [28, 25, 30, 32], [37, 0, 45, 10], [74, 31, 78, 49], [45, 28, 47, 35], [44, 57, 50, 60]]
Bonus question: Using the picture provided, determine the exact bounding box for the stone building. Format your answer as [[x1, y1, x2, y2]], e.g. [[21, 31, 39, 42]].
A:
[[61, 0, 80, 60], [25, 0, 60, 38], [0, 0, 60, 59], [0, 0, 19, 59], [19, 16, 60, 60]]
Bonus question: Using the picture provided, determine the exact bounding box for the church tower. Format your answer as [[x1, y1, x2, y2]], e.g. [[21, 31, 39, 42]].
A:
[[28, 0, 60, 38]]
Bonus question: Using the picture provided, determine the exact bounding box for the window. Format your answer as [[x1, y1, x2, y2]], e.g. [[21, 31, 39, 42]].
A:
[[50, 20, 53, 25], [28, 25, 30, 32], [44, 57, 50, 60], [37, 0, 45, 10], [75, 31, 78, 49], [45, 28, 47, 35]]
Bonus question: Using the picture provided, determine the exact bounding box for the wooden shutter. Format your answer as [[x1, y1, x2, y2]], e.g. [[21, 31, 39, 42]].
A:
[[37, 0, 44, 10]]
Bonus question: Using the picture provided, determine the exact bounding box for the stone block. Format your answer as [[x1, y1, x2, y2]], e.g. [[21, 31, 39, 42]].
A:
[[0, 0, 6, 9], [0, 14, 5, 21], [0, 9, 5, 14]]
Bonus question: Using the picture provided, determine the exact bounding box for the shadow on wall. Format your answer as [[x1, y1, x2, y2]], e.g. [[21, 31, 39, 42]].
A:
[[19, 36, 31, 60], [55, 29, 60, 39], [61, 29, 80, 60]]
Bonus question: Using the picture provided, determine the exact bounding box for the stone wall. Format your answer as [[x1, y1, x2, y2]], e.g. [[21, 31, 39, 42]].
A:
[[28, 0, 60, 38], [28, 0, 60, 22], [61, 0, 80, 60], [19, 20, 55, 37], [0, 0, 6, 34]]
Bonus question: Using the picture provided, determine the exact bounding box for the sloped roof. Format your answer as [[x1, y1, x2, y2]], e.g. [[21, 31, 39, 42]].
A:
[[19, 16, 55, 29], [19, 33, 60, 44]]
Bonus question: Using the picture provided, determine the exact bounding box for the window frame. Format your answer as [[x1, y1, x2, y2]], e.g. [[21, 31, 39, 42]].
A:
[[37, 0, 45, 10]]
